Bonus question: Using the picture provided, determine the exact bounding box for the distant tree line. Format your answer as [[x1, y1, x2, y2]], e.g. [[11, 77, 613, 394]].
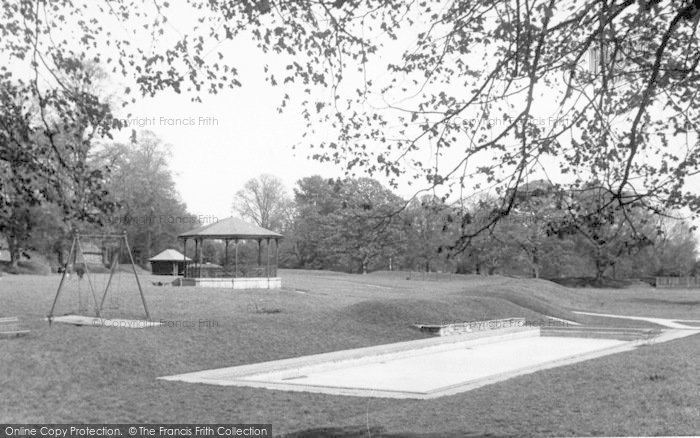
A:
[[3, 124, 698, 281], [232, 175, 699, 280]]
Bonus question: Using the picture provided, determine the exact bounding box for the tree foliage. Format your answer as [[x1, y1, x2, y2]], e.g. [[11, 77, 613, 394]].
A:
[[402, 196, 458, 273], [101, 131, 191, 261], [289, 176, 405, 273], [551, 184, 654, 280], [0, 63, 115, 269]]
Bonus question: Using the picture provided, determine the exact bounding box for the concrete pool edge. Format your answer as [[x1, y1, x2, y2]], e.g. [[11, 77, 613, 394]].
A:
[[159, 328, 700, 400], [160, 326, 538, 383]]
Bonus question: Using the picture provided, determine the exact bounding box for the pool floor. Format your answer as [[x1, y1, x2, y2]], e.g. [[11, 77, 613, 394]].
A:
[[242, 336, 625, 394]]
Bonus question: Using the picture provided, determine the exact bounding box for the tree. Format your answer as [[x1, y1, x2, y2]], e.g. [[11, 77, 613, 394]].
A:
[[0, 66, 115, 270], [504, 180, 572, 278], [101, 131, 191, 262], [0, 83, 59, 270], [24, 204, 72, 267], [285, 176, 343, 268], [460, 197, 520, 275], [653, 219, 698, 276], [326, 178, 405, 273], [553, 184, 654, 281], [233, 174, 291, 232], [692, 259, 700, 277], [289, 176, 404, 273], [401, 196, 455, 272], [623, 216, 698, 277]]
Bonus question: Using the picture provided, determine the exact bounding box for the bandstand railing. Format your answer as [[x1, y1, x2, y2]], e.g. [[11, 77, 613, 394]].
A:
[[183, 262, 278, 279]]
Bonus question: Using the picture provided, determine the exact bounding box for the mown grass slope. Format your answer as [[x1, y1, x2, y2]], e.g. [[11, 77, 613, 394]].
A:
[[0, 269, 698, 435]]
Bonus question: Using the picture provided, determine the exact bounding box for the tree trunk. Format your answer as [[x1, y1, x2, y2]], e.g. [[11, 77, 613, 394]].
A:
[[55, 246, 65, 268], [532, 254, 540, 278], [145, 230, 152, 264], [594, 259, 606, 282], [8, 236, 20, 271]]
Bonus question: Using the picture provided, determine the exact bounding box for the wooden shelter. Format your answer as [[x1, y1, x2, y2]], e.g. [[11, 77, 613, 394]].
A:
[[178, 217, 283, 289], [149, 249, 191, 276]]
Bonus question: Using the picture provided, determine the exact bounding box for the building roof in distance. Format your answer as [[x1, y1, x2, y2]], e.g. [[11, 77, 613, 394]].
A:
[[178, 217, 283, 240], [149, 249, 191, 262]]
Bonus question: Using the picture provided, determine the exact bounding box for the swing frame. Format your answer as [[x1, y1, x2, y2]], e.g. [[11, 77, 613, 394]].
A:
[[47, 231, 151, 324]]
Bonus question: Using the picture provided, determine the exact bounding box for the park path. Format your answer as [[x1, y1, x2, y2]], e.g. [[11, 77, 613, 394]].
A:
[[573, 311, 700, 329]]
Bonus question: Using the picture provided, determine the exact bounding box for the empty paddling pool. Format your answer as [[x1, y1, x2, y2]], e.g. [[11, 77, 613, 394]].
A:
[[160, 325, 695, 399]]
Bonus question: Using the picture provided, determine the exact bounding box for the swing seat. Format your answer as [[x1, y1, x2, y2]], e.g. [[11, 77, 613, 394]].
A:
[[47, 315, 161, 328]]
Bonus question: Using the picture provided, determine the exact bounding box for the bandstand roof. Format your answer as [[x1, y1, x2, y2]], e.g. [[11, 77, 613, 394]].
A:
[[179, 217, 282, 240]]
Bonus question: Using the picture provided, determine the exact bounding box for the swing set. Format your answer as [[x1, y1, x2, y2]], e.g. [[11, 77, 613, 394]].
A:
[[47, 232, 158, 327]]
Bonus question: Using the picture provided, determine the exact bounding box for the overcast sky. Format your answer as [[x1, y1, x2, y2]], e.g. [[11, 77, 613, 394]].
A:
[[117, 77, 341, 221]]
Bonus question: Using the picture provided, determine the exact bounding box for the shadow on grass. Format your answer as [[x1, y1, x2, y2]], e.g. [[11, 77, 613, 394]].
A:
[[547, 276, 636, 289], [632, 298, 700, 306], [283, 426, 511, 437]]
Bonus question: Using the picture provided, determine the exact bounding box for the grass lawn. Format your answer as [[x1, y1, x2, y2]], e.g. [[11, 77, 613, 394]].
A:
[[1, 269, 699, 436]]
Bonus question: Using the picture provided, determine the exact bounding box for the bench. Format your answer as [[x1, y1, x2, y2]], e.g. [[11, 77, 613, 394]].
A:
[[0, 317, 30, 339]]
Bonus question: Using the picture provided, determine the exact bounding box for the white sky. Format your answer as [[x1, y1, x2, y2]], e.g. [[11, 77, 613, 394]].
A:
[[117, 80, 341, 221]]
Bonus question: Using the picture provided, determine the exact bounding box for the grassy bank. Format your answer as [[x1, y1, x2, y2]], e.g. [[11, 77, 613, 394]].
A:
[[1, 270, 698, 435]]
